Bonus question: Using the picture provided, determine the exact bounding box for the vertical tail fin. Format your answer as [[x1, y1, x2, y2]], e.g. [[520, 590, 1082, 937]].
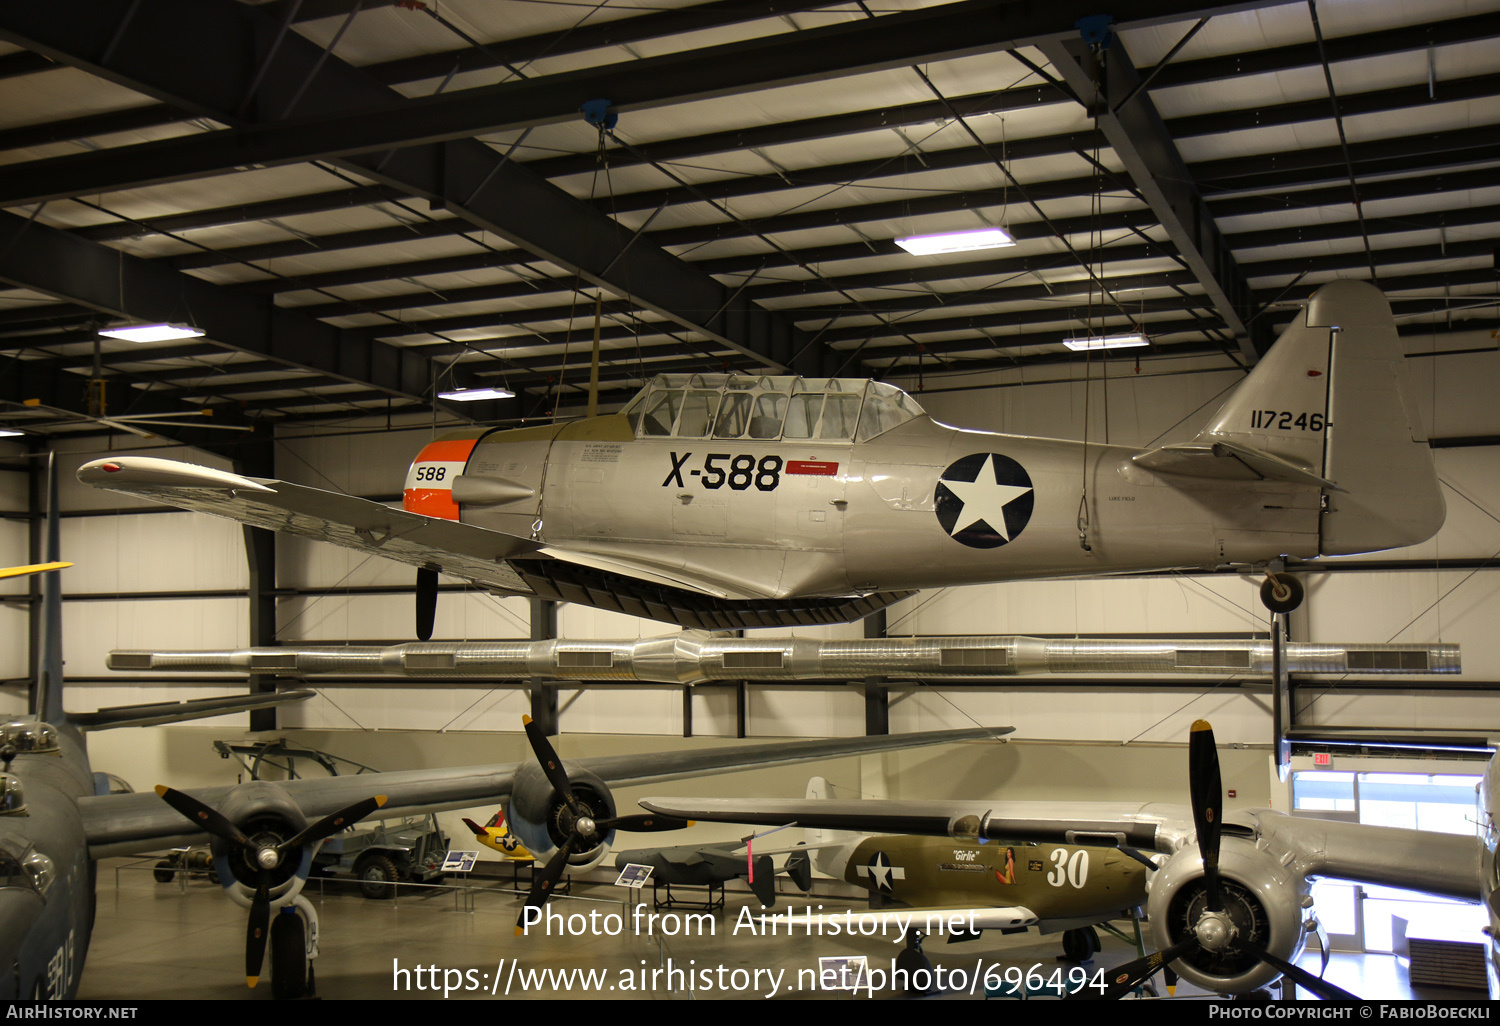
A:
[[1195, 280, 1444, 556]]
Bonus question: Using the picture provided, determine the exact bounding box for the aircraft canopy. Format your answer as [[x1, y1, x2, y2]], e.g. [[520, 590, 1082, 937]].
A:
[[621, 374, 926, 443]]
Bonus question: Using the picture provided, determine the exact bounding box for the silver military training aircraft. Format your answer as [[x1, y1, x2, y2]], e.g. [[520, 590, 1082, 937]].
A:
[[77, 279, 1442, 635]]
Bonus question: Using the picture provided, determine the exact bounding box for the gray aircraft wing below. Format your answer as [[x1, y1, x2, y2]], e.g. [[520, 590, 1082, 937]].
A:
[[637, 795, 1485, 902], [80, 725, 1005, 859]]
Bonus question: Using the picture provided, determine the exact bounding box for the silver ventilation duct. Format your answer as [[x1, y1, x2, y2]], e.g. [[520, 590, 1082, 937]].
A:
[[109, 632, 1459, 684]]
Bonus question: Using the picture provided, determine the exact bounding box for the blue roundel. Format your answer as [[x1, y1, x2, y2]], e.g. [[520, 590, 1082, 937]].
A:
[[934, 453, 1035, 549]]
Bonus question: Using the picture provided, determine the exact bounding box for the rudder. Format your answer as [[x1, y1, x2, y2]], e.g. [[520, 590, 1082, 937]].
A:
[[1195, 280, 1443, 556]]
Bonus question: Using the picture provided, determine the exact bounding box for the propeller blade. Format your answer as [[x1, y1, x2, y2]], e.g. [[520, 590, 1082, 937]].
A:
[[1314, 917, 1331, 979], [415, 566, 438, 641], [1250, 943, 1359, 1001], [522, 715, 583, 817], [281, 796, 388, 852], [155, 785, 251, 847], [601, 813, 691, 833], [1188, 719, 1224, 911], [246, 872, 271, 988], [515, 835, 579, 935], [1074, 934, 1199, 1000]]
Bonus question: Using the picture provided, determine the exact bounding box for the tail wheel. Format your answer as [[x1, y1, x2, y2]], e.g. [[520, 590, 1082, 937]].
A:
[[357, 854, 399, 900], [270, 912, 309, 1000], [1259, 573, 1303, 614]]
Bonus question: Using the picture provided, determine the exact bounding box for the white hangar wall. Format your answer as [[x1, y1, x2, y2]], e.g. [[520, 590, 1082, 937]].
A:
[[5, 328, 1498, 808]]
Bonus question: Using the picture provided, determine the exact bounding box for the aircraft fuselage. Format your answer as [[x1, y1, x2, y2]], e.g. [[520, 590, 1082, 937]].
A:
[[0, 724, 96, 999], [825, 834, 1147, 923], [443, 412, 1318, 602]]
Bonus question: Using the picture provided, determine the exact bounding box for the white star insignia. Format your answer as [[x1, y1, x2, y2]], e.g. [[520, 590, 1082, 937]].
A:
[[861, 852, 905, 891], [942, 454, 1033, 540]]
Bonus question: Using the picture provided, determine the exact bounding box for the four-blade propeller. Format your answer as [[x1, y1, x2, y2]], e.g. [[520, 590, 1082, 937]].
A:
[[1076, 720, 1356, 1001], [155, 785, 387, 987], [513, 716, 689, 935]]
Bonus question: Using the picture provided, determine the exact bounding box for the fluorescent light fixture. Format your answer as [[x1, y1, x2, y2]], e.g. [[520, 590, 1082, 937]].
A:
[[98, 323, 205, 343], [438, 386, 514, 402], [895, 227, 1015, 256], [0, 429, 23, 437], [1062, 333, 1150, 351]]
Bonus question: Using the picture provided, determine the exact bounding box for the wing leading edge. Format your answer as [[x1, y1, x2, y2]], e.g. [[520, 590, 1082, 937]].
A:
[[637, 797, 1485, 902], [81, 726, 1005, 859], [77, 456, 538, 595]]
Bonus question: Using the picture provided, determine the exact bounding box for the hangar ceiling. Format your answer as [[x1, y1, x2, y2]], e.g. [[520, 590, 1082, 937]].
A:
[[0, 0, 1496, 438]]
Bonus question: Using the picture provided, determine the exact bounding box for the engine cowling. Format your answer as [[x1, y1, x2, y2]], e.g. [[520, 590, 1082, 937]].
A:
[[1146, 834, 1313, 995], [208, 781, 316, 912], [504, 761, 617, 871]]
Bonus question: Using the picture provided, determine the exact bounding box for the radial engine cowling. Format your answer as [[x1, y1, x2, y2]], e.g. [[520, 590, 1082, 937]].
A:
[[208, 781, 316, 911], [504, 761, 617, 870], [1146, 836, 1314, 995]]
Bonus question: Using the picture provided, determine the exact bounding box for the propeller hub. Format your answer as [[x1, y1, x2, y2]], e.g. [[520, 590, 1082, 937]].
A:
[[1194, 909, 1237, 952], [575, 815, 596, 839], [256, 846, 280, 870]]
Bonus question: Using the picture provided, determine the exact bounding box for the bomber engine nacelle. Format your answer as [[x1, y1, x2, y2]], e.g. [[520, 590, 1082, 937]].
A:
[[1145, 834, 1313, 995], [504, 760, 617, 871], [207, 782, 318, 912]]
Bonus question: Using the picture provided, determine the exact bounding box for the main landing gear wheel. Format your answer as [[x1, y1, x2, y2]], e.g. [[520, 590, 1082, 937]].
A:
[[897, 930, 936, 995], [1062, 926, 1100, 963], [271, 911, 310, 1000], [1259, 573, 1304, 614]]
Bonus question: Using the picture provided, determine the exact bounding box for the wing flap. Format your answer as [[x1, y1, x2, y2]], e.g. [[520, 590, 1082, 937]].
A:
[[78, 456, 537, 594]]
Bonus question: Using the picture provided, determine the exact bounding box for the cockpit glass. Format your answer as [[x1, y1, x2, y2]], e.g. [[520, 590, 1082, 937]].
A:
[[627, 374, 921, 442], [675, 391, 721, 438], [856, 382, 926, 441], [639, 390, 683, 437], [0, 837, 49, 896]]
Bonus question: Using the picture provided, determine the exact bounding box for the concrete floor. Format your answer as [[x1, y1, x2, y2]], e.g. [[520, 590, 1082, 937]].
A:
[[78, 857, 1483, 1002]]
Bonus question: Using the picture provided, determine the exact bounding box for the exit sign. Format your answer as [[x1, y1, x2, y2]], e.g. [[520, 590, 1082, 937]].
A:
[[1314, 752, 1331, 766]]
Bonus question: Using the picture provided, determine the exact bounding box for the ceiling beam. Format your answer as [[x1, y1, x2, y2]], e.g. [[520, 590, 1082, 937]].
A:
[[0, 0, 802, 373], [1036, 31, 1263, 362], [0, 211, 471, 411], [0, 1, 1292, 205]]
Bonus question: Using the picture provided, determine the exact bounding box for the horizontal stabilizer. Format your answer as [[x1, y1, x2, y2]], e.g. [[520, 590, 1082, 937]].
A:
[[70, 689, 316, 730], [1133, 441, 1343, 492]]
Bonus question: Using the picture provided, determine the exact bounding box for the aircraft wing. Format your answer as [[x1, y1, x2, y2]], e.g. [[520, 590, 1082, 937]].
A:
[[69, 689, 318, 730], [76, 456, 538, 594], [0, 561, 72, 580], [79, 725, 1002, 859], [637, 796, 1485, 902]]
